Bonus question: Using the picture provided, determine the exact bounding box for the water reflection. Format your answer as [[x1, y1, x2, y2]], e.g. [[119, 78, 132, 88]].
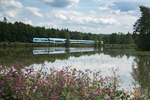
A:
[[30, 52, 135, 89], [0, 47, 150, 90], [0, 47, 100, 66], [33, 47, 95, 55], [132, 55, 150, 94]]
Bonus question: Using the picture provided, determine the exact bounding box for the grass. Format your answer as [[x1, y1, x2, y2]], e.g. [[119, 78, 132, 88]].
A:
[[104, 44, 136, 49], [0, 42, 60, 47], [0, 42, 136, 48], [0, 64, 149, 100]]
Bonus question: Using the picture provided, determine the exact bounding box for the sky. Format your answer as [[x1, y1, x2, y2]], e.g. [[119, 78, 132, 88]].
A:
[[0, 0, 149, 34]]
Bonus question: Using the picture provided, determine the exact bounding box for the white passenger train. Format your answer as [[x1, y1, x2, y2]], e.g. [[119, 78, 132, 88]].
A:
[[33, 38, 95, 44]]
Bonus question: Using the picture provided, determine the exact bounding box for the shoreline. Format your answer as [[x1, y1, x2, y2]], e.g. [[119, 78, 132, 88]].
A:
[[0, 42, 136, 49]]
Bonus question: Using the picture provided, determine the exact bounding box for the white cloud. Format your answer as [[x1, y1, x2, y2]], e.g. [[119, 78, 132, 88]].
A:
[[98, 7, 110, 11], [38, 22, 58, 28], [55, 14, 67, 20], [23, 19, 33, 25], [37, 0, 79, 8], [0, 0, 23, 8], [0, 0, 23, 18], [4, 10, 18, 18], [48, 7, 139, 33], [66, 0, 79, 8], [26, 7, 43, 17], [52, 9, 119, 25], [0, 0, 147, 34], [100, 18, 119, 25]]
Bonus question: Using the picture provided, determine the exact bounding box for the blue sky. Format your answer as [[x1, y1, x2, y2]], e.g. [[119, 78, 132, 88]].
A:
[[0, 0, 149, 34]]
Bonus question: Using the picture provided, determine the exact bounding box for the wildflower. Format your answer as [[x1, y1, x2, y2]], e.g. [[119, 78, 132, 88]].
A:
[[105, 88, 111, 96], [8, 77, 14, 80], [52, 91, 58, 100], [16, 90, 19, 93], [135, 91, 141, 97], [33, 89, 37, 93], [33, 86, 38, 93], [0, 80, 5, 86], [82, 90, 87, 97], [21, 92, 24, 95], [97, 88, 102, 95], [0, 65, 3, 70], [35, 86, 38, 89], [65, 78, 72, 85], [100, 77, 104, 82], [46, 82, 51, 87], [46, 93, 50, 99]]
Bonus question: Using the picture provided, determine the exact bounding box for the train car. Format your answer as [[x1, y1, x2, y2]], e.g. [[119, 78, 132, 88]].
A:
[[49, 38, 65, 43], [70, 40, 95, 44], [33, 38, 66, 43], [33, 38, 49, 43], [33, 38, 95, 44]]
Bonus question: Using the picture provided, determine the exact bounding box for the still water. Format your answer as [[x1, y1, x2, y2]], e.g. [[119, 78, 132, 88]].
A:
[[0, 47, 150, 91]]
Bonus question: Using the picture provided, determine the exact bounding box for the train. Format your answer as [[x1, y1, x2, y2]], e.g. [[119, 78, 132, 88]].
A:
[[33, 38, 95, 44]]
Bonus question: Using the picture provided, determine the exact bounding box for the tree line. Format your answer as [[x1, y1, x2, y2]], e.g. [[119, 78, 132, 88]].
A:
[[0, 18, 134, 44], [103, 32, 134, 44]]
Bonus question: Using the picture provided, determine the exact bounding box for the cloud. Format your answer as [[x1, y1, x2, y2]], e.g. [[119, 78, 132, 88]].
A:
[[0, 0, 23, 18], [37, 0, 79, 8], [4, 10, 18, 18], [52, 10, 119, 25], [99, 18, 119, 25], [1, 0, 148, 34], [55, 14, 67, 20], [0, 0, 23, 9], [38, 22, 58, 28], [44, 6, 139, 34], [95, 0, 149, 12], [98, 7, 110, 11], [112, 1, 138, 12], [22, 19, 33, 25], [26, 7, 43, 17]]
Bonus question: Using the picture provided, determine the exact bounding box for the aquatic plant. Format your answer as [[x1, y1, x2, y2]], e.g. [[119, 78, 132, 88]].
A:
[[0, 64, 149, 100]]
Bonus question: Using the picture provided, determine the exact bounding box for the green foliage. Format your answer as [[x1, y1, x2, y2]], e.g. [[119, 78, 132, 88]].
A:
[[103, 32, 134, 44], [0, 17, 134, 45], [0, 19, 102, 43], [133, 6, 150, 50]]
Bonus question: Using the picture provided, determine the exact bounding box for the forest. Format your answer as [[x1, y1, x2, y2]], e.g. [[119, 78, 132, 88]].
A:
[[0, 18, 134, 44]]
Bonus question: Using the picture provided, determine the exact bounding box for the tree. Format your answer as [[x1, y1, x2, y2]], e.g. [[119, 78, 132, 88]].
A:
[[133, 6, 150, 50], [109, 33, 118, 44], [3, 17, 7, 23], [0, 18, 133, 45], [126, 32, 134, 44], [65, 32, 70, 48]]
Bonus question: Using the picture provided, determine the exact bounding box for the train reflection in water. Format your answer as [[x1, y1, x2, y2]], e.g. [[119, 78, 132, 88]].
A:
[[32, 47, 96, 55]]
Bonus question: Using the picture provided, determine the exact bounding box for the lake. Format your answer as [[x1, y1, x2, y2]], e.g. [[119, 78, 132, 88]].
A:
[[0, 47, 150, 91]]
